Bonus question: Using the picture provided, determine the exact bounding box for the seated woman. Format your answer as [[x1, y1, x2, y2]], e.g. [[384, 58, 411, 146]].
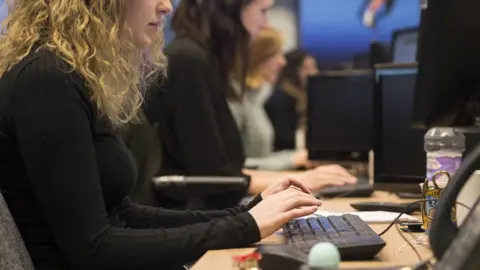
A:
[[0, 0, 322, 269], [229, 28, 311, 170], [265, 49, 320, 151], [145, 0, 356, 210]]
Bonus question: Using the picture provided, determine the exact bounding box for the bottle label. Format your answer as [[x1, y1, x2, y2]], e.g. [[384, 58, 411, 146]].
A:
[[423, 151, 461, 233], [426, 151, 462, 186]]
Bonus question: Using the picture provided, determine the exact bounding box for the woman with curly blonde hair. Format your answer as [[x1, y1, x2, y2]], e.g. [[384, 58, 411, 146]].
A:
[[0, 1, 321, 269]]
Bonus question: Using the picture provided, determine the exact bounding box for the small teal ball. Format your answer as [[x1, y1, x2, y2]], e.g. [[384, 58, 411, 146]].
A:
[[307, 242, 341, 269]]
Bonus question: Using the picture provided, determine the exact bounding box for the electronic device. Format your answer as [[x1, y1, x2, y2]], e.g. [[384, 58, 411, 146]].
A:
[[306, 71, 374, 163], [391, 27, 419, 63], [282, 214, 386, 260], [350, 202, 421, 214], [373, 63, 425, 192], [414, 1, 480, 269], [412, 3, 480, 129], [256, 245, 307, 270], [315, 176, 373, 198]]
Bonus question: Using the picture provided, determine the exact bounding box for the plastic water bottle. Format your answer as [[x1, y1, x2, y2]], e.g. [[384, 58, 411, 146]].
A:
[[422, 127, 465, 232], [424, 127, 465, 184]]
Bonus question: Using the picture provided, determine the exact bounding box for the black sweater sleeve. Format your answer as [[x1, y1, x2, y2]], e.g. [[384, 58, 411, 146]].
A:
[[120, 195, 262, 229], [12, 56, 260, 270]]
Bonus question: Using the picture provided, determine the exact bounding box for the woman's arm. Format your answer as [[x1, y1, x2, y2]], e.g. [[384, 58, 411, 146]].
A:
[[13, 56, 260, 270], [118, 195, 262, 229], [245, 151, 297, 171]]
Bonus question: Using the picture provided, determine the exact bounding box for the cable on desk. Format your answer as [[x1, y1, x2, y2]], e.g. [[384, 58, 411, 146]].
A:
[[378, 199, 471, 236], [378, 199, 432, 236], [375, 199, 471, 268], [395, 221, 423, 262]]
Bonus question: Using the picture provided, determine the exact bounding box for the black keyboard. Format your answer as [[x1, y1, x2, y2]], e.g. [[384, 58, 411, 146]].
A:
[[283, 214, 386, 260], [316, 176, 374, 198]]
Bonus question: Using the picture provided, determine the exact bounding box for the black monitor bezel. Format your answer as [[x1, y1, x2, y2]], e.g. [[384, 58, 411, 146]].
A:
[[373, 63, 426, 185]]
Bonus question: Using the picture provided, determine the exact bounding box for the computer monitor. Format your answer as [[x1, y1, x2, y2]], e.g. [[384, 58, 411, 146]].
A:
[[412, 0, 480, 128], [306, 71, 373, 162], [391, 27, 418, 63], [374, 63, 425, 188], [413, 0, 480, 265]]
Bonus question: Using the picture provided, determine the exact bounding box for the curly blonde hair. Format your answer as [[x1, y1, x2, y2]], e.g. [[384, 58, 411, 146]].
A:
[[0, 0, 167, 127]]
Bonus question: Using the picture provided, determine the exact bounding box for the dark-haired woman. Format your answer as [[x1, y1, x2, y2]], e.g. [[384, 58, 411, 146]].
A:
[[145, 0, 350, 210], [145, 0, 276, 210], [265, 49, 319, 152]]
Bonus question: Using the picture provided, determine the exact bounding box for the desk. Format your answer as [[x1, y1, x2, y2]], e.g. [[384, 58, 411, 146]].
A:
[[192, 191, 432, 270]]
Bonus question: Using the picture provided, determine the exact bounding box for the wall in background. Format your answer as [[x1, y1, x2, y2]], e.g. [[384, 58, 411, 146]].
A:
[[0, 1, 7, 23], [268, 0, 299, 52], [164, 0, 181, 45], [300, 0, 420, 68]]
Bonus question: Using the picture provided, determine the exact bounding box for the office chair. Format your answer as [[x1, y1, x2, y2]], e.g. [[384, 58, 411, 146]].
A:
[[0, 191, 34, 270]]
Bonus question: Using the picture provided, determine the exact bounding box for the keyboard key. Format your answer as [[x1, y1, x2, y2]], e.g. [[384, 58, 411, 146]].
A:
[[291, 234, 304, 243], [303, 234, 316, 241], [286, 221, 301, 232], [314, 235, 329, 242], [297, 219, 310, 230], [317, 217, 336, 233], [329, 216, 352, 232], [325, 232, 339, 239], [306, 217, 323, 231], [344, 215, 370, 230]]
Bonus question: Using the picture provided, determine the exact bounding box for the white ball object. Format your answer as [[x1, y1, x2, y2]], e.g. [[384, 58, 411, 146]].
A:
[[307, 242, 341, 269]]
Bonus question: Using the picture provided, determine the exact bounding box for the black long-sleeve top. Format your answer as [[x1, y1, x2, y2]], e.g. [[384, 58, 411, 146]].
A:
[[264, 85, 299, 151], [0, 49, 261, 270], [144, 36, 250, 209]]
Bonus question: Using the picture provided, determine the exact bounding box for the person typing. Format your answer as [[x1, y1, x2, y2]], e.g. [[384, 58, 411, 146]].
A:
[[0, 1, 322, 269], [145, 0, 357, 210]]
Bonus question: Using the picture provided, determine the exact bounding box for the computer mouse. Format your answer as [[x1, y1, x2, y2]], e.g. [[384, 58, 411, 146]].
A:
[[256, 244, 308, 270]]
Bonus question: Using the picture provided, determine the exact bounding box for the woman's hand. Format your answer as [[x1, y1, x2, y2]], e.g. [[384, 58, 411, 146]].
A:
[[261, 177, 312, 199], [249, 188, 322, 238], [303, 165, 358, 191]]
